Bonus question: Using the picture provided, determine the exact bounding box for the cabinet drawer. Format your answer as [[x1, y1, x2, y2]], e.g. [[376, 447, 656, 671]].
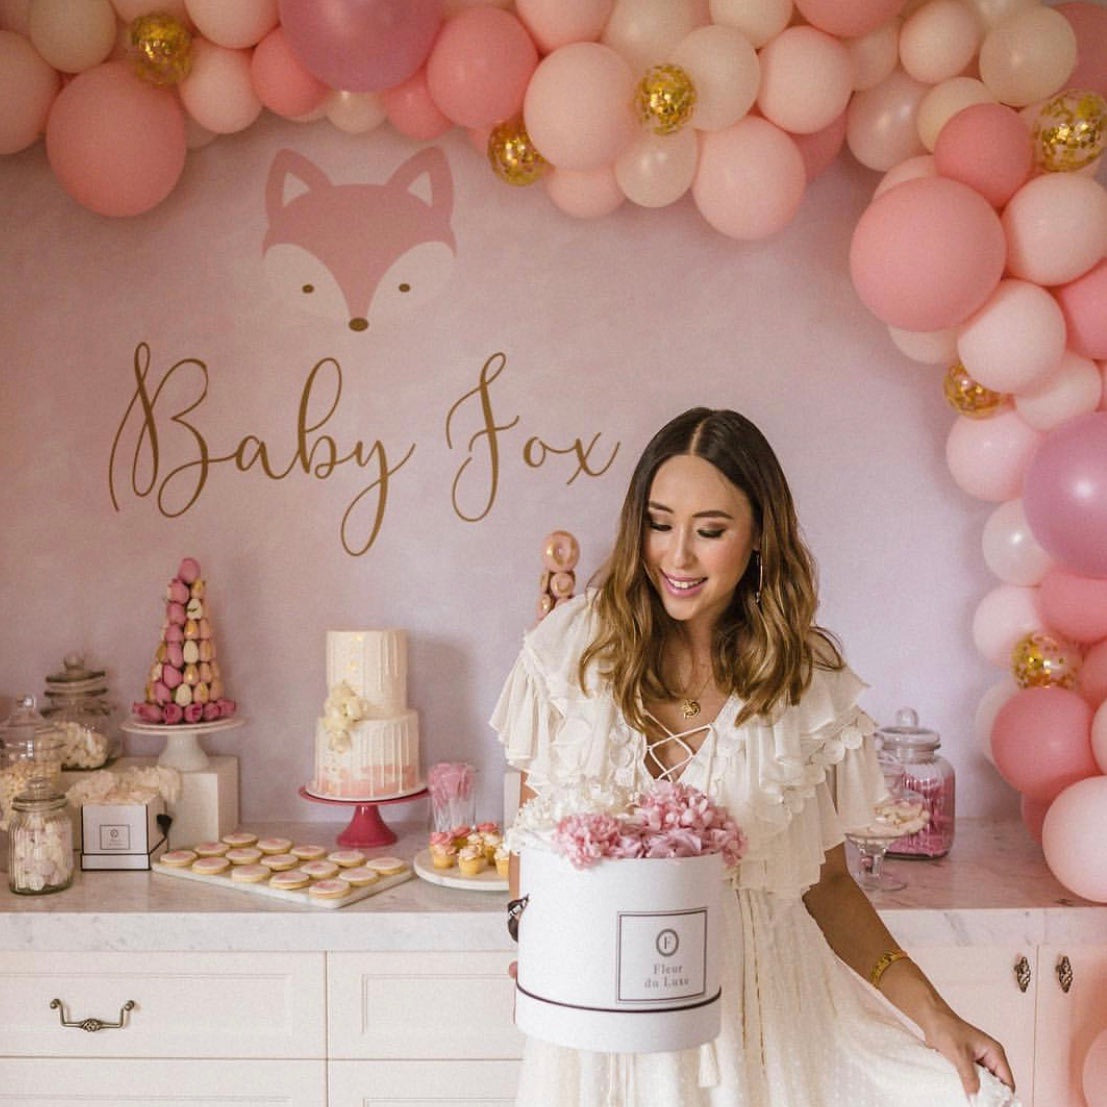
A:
[[328, 952, 524, 1059], [0, 951, 326, 1059], [0, 1058, 326, 1105], [329, 1059, 521, 1105]]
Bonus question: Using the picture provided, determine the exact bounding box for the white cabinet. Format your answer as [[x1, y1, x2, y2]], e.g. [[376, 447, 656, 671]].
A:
[[328, 1060, 521, 1106]]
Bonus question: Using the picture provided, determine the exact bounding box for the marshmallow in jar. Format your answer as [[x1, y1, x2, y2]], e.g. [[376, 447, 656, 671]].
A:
[[8, 778, 73, 895]]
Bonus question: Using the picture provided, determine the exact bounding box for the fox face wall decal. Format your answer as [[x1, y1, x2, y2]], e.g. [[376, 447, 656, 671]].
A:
[[262, 146, 457, 333]]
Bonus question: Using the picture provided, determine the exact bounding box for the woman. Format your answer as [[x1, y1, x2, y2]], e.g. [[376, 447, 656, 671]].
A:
[[492, 408, 1017, 1106]]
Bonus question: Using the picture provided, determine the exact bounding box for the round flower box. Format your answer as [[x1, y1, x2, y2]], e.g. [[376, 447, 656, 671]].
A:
[[514, 847, 726, 1053]]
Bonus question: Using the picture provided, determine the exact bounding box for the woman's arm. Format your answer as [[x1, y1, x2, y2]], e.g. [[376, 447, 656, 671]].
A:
[[802, 843, 1016, 1097], [507, 771, 535, 899]]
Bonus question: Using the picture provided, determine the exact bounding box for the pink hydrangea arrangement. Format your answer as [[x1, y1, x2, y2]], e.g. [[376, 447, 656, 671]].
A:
[[550, 781, 746, 870]]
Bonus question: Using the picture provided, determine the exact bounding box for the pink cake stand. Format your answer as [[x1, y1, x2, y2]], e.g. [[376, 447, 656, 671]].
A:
[[297, 784, 428, 847]]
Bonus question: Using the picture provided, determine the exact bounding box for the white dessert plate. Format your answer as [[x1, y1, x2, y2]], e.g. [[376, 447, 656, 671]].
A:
[[413, 849, 508, 892], [122, 716, 243, 736], [301, 781, 427, 804]]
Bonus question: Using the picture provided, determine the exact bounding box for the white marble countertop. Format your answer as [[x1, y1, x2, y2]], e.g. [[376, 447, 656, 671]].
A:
[[1, 818, 1104, 953]]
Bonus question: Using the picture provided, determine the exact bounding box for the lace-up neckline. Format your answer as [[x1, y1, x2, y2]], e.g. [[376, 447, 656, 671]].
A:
[[642, 711, 713, 782]]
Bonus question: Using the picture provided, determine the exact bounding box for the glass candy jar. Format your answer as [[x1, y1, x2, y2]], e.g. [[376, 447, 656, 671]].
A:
[[877, 707, 956, 859], [1, 695, 66, 791], [40, 654, 118, 769], [8, 777, 73, 895]]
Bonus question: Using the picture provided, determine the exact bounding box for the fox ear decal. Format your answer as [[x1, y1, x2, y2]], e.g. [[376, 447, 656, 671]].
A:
[[266, 149, 333, 224], [386, 146, 454, 222]]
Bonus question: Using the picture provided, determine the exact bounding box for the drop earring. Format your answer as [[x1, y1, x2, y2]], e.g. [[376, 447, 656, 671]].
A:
[[753, 550, 763, 609]]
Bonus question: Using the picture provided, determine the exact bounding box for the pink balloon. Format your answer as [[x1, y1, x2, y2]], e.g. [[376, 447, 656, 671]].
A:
[[956, 279, 1068, 395], [846, 67, 929, 172], [1056, 2, 1107, 96], [1040, 569, 1107, 643], [1055, 260, 1107, 361], [1080, 639, 1107, 708], [1019, 793, 1050, 843], [44, 61, 186, 217], [251, 27, 328, 118], [0, 28, 60, 154], [873, 153, 937, 198], [792, 0, 902, 38], [971, 583, 1044, 667], [1042, 775, 1107, 902], [982, 498, 1054, 586], [692, 115, 807, 240], [185, 0, 279, 49], [946, 410, 1042, 503], [1094, 699, 1107, 773], [1024, 413, 1107, 578], [1016, 349, 1103, 432], [792, 110, 847, 181], [932, 102, 1033, 209], [849, 177, 1006, 331], [277, 0, 443, 93], [1084, 1026, 1107, 1107], [992, 686, 1096, 804], [179, 40, 262, 134], [757, 25, 853, 135], [515, 0, 613, 54], [380, 66, 451, 139], [425, 7, 537, 129], [523, 42, 636, 172], [545, 165, 624, 219]]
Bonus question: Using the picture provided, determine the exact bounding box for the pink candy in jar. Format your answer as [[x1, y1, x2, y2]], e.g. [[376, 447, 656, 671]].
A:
[[877, 708, 955, 859]]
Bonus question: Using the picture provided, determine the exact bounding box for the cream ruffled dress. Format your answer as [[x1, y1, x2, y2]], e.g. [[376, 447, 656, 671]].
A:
[[491, 594, 1019, 1107]]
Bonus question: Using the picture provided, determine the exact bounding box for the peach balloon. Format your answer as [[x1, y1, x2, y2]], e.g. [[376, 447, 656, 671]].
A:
[[933, 101, 1033, 208], [970, 0, 1037, 28], [887, 323, 958, 364], [426, 6, 538, 129], [1079, 639, 1107, 707], [1016, 350, 1102, 432], [792, 111, 847, 181], [992, 686, 1095, 804], [873, 153, 936, 198], [523, 42, 637, 171], [917, 77, 996, 152], [975, 675, 1020, 764], [982, 499, 1054, 587], [1040, 569, 1107, 645], [793, 0, 903, 38], [514, 0, 613, 54], [545, 165, 625, 219], [29, 0, 116, 73], [179, 40, 261, 133], [1056, 2, 1107, 96], [846, 67, 930, 171], [957, 279, 1068, 395], [670, 23, 759, 132], [1042, 775, 1107, 902], [708, 0, 789, 49], [692, 115, 807, 240], [978, 6, 1079, 107], [325, 90, 387, 134], [757, 26, 853, 135], [900, 0, 983, 86], [380, 67, 451, 140], [185, 0, 277, 48], [0, 0, 31, 34], [1019, 793, 1050, 842], [601, 0, 704, 76], [1083, 1026, 1107, 1107], [251, 27, 327, 119], [945, 409, 1042, 503], [0, 29, 60, 154], [1055, 261, 1107, 361], [847, 20, 899, 92], [849, 176, 1007, 332], [112, 0, 189, 23], [44, 61, 186, 216], [1003, 174, 1107, 288], [971, 583, 1044, 666], [614, 127, 698, 208], [1094, 701, 1107, 773]]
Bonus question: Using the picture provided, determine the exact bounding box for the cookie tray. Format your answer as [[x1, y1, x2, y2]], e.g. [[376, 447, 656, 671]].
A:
[[152, 859, 413, 909]]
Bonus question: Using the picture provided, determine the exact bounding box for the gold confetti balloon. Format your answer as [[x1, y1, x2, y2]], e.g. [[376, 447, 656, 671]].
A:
[[943, 362, 1007, 419], [488, 117, 548, 187], [1032, 89, 1107, 172], [635, 64, 696, 135], [1011, 632, 1082, 690], [129, 13, 193, 87]]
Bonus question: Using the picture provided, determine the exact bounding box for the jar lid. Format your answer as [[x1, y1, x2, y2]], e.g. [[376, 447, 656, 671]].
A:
[[875, 707, 941, 751], [12, 776, 67, 810], [44, 653, 108, 698]]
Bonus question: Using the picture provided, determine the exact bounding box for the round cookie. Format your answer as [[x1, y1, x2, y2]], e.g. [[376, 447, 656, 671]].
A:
[[193, 841, 229, 857], [230, 864, 270, 884], [308, 878, 350, 900], [327, 849, 366, 869], [299, 860, 339, 880], [269, 870, 310, 891], [290, 843, 327, 860], [161, 849, 198, 868], [366, 856, 407, 876], [191, 856, 230, 876], [222, 831, 258, 848], [338, 866, 380, 887], [260, 853, 299, 871], [225, 847, 263, 866], [257, 837, 293, 855]]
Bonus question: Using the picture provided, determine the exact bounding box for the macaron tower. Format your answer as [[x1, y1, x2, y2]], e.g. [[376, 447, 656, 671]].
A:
[[131, 557, 236, 725]]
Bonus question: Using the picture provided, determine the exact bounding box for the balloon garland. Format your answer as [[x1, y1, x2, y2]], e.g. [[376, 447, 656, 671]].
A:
[[2, 1, 1107, 910]]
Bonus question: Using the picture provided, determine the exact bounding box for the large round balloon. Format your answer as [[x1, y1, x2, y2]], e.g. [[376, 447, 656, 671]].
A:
[[278, 0, 443, 93], [991, 686, 1096, 804], [1042, 775, 1107, 903], [1023, 413, 1107, 579], [45, 62, 187, 217], [1084, 1025, 1107, 1107], [849, 176, 1006, 331]]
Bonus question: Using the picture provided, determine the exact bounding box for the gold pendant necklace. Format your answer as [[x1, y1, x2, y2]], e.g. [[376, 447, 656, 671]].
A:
[[678, 671, 712, 719]]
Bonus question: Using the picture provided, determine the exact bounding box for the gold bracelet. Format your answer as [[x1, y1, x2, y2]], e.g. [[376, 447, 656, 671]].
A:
[[870, 948, 910, 988]]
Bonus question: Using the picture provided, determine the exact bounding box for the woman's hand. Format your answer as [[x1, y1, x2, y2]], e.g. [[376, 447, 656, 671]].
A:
[[918, 1007, 1016, 1099]]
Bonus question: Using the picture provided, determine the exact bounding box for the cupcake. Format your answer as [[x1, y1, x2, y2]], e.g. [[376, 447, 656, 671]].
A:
[[481, 829, 503, 861], [457, 844, 487, 877], [428, 832, 457, 870], [448, 824, 472, 849], [494, 844, 511, 879]]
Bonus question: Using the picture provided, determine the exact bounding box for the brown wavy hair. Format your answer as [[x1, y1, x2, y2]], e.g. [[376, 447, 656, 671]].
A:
[[580, 407, 843, 729]]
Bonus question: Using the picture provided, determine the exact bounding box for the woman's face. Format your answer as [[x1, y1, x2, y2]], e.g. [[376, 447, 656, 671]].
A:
[[643, 454, 759, 634]]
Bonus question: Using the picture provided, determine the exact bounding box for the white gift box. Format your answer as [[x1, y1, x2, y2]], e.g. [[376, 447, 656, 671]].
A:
[[81, 797, 167, 870], [514, 848, 726, 1054]]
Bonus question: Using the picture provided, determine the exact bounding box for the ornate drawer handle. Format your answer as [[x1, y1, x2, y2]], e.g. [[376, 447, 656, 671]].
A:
[[1013, 955, 1032, 994], [1056, 955, 1073, 994], [50, 998, 135, 1032]]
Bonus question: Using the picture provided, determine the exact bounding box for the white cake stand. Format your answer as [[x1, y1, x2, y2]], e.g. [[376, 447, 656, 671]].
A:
[[121, 716, 243, 772], [298, 784, 428, 847]]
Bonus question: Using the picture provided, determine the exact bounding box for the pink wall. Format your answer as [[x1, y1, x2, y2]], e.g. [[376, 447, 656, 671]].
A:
[[0, 117, 1016, 823]]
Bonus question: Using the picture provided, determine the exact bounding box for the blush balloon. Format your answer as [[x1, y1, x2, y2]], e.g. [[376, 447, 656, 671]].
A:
[[971, 583, 1044, 667], [1054, 260, 1107, 361], [1079, 639, 1107, 708], [1084, 1026, 1107, 1107], [250, 27, 328, 118], [1040, 569, 1107, 644], [0, 28, 60, 154], [933, 101, 1033, 209], [380, 66, 451, 140], [1042, 775, 1107, 902], [1020, 793, 1051, 843], [1055, 2, 1107, 96], [945, 410, 1042, 503]]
